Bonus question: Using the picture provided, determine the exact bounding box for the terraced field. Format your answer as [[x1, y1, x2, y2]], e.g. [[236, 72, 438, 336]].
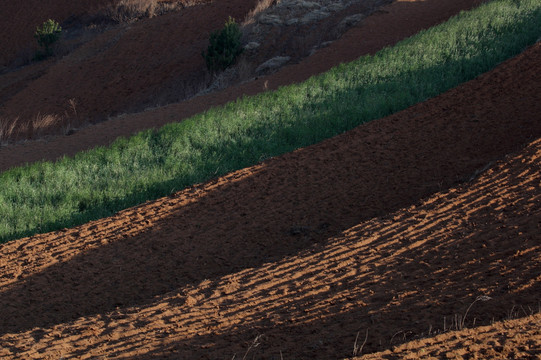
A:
[[0, 0, 539, 358]]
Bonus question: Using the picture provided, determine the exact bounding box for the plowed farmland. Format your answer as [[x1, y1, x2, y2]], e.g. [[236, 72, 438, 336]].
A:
[[0, 0, 539, 358]]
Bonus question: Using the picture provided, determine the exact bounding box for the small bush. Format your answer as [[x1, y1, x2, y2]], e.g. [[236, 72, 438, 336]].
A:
[[34, 19, 62, 59], [203, 17, 243, 73]]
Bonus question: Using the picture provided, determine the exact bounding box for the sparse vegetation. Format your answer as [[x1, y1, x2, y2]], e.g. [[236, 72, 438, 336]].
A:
[[0, 0, 540, 243], [62, 0, 191, 28], [104, 0, 176, 23], [203, 16, 244, 73], [34, 19, 62, 60]]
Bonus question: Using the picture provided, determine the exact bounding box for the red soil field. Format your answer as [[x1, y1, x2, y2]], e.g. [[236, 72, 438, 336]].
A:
[[0, 0, 258, 141], [0, 0, 201, 67], [0, 0, 111, 66], [358, 314, 541, 359], [0, 0, 539, 358]]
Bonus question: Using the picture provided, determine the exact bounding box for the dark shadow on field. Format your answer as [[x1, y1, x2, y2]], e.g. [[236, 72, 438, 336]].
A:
[[79, 140, 541, 358], [131, 144, 541, 359], [0, 28, 540, 337]]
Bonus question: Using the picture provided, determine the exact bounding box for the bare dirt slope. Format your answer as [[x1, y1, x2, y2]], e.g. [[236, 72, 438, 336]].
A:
[[0, 0, 112, 66], [356, 314, 541, 359], [0, 0, 202, 68], [1, 0, 540, 358], [0, 34, 540, 360], [0, 0, 258, 140]]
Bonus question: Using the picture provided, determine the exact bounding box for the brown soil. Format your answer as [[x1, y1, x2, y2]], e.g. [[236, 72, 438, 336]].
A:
[[0, 0, 198, 68], [0, 0, 112, 67], [356, 314, 541, 359], [0, 0, 540, 359], [0, 0, 259, 141]]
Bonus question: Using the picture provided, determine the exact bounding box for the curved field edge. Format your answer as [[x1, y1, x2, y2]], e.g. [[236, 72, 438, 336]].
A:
[[352, 314, 541, 359], [1, 0, 540, 243]]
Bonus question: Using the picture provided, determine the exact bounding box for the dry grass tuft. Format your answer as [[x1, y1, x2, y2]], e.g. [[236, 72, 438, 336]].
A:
[[0, 98, 79, 144], [244, 0, 281, 25], [102, 0, 205, 24], [0, 118, 18, 146]]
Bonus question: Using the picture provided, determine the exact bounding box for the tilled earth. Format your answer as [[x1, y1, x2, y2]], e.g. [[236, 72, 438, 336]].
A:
[[0, 0, 540, 359]]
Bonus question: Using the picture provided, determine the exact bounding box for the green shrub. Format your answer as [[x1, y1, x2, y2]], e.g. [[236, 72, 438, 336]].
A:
[[34, 19, 62, 59], [202, 16, 243, 73]]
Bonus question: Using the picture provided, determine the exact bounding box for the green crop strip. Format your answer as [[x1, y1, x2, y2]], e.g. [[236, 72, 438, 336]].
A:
[[1, 0, 540, 243]]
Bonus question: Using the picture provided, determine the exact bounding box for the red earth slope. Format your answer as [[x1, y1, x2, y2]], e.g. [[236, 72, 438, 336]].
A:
[[0, 0, 258, 140], [0, 39, 539, 360], [0, 0, 202, 67], [356, 314, 541, 359], [0, 0, 111, 66]]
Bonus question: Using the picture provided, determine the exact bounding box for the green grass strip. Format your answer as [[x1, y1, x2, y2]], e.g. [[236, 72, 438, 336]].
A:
[[1, 0, 540, 243]]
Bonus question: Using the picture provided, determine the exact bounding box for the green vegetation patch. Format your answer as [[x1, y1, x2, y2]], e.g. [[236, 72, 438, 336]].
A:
[[1, 0, 540, 243], [203, 16, 244, 73], [34, 19, 62, 60]]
